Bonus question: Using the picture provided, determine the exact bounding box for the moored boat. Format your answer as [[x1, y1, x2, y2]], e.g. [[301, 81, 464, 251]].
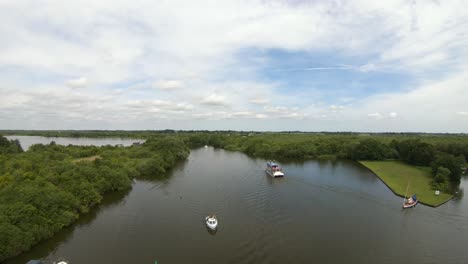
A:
[[403, 194, 418, 209], [266, 161, 284, 177], [205, 215, 218, 230]]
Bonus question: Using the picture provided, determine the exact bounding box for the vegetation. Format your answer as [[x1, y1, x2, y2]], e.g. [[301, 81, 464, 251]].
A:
[[359, 161, 453, 207], [186, 132, 466, 202], [0, 135, 189, 261], [1, 130, 467, 260], [185, 133, 466, 180]]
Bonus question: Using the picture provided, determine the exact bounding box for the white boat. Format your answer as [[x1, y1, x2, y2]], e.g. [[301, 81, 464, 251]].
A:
[[403, 195, 418, 209], [205, 215, 218, 230], [266, 161, 284, 177], [53, 258, 69, 264], [402, 179, 417, 209], [204, 145, 208, 148]]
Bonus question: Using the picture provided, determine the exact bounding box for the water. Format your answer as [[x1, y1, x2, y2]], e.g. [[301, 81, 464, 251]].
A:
[[4, 135, 144, 150], [4, 144, 468, 263]]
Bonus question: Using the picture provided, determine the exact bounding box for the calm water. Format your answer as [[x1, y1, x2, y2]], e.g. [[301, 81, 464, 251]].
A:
[[5, 135, 144, 150], [5, 144, 468, 263]]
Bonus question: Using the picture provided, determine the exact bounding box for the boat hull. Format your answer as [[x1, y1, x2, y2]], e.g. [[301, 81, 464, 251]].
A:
[[402, 200, 418, 209], [205, 216, 218, 230], [265, 169, 284, 177]]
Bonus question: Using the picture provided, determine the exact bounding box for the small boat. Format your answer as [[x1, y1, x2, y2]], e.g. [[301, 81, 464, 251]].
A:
[[402, 178, 417, 209], [204, 145, 208, 148], [205, 215, 218, 230], [266, 161, 284, 177], [403, 195, 418, 209]]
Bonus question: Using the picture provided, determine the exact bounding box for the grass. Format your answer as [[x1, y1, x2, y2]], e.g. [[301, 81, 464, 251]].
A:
[[359, 160, 453, 207]]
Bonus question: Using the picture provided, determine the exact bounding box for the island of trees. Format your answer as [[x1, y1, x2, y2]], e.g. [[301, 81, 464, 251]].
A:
[[0, 131, 467, 261]]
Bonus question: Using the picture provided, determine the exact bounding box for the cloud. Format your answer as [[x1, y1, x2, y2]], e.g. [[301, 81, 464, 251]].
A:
[[249, 98, 270, 105], [0, 1, 467, 131], [358, 63, 378, 72], [388, 112, 398, 118], [125, 100, 193, 112], [153, 80, 184, 90], [66, 77, 88, 88], [367, 112, 398, 120], [255, 114, 268, 119], [264, 106, 299, 114], [231, 111, 254, 117], [278, 112, 308, 120], [329, 105, 344, 113], [368, 112, 384, 120], [456, 111, 468, 116], [200, 94, 228, 106]]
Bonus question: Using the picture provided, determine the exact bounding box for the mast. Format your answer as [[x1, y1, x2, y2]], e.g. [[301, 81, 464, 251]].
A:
[[403, 177, 410, 204]]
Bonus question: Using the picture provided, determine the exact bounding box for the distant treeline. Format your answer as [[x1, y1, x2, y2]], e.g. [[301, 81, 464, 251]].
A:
[[187, 132, 467, 186], [0, 135, 189, 261], [2, 129, 467, 138]]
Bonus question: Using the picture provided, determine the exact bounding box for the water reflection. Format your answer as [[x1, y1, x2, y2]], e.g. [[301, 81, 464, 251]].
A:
[[206, 227, 218, 236], [265, 174, 287, 185]]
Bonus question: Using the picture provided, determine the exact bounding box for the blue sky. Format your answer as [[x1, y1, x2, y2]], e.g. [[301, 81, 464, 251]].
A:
[[0, 0, 467, 132]]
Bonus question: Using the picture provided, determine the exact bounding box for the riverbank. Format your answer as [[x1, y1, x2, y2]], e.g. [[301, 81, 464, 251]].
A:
[[359, 161, 453, 207], [0, 136, 189, 262]]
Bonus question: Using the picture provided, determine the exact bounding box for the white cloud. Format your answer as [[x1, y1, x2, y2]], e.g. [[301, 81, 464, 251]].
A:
[[368, 112, 384, 120], [153, 80, 184, 90], [125, 100, 193, 112], [201, 94, 228, 106], [249, 98, 270, 105], [264, 106, 299, 114], [255, 113, 268, 119], [358, 63, 378, 72], [329, 105, 344, 113], [367, 112, 398, 120], [389, 112, 398, 118], [278, 112, 308, 120], [231, 111, 253, 117], [66, 77, 88, 88], [0, 1, 467, 131]]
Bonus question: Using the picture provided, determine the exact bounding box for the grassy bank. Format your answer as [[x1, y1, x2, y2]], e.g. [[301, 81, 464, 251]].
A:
[[359, 161, 453, 207]]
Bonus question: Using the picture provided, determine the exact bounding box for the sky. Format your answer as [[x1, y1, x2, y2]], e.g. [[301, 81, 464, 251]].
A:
[[0, 0, 467, 132]]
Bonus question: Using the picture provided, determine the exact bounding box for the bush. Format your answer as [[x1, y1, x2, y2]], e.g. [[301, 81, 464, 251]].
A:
[[431, 167, 450, 192]]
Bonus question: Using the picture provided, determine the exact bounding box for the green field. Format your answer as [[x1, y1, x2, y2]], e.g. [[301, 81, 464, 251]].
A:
[[359, 161, 453, 207]]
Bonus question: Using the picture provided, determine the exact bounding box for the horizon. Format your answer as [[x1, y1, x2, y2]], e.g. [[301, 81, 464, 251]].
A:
[[1, 1, 467, 132], [2, 129, 468, 135]]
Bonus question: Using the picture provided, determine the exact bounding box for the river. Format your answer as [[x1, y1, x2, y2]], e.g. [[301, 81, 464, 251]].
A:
[[5, 135, 144, 150], [4, 137, 468, 263]]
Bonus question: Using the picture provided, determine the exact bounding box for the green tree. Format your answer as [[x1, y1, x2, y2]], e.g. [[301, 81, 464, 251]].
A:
[[432, 166, 450, 192], [348, 139, 391, 160], [431, 153, 465, 182], [397, 139, 435, 166]]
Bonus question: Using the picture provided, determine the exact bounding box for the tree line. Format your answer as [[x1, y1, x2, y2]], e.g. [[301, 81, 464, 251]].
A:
[[0, 135, 189, 261], [187, 132, 467, 189]]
